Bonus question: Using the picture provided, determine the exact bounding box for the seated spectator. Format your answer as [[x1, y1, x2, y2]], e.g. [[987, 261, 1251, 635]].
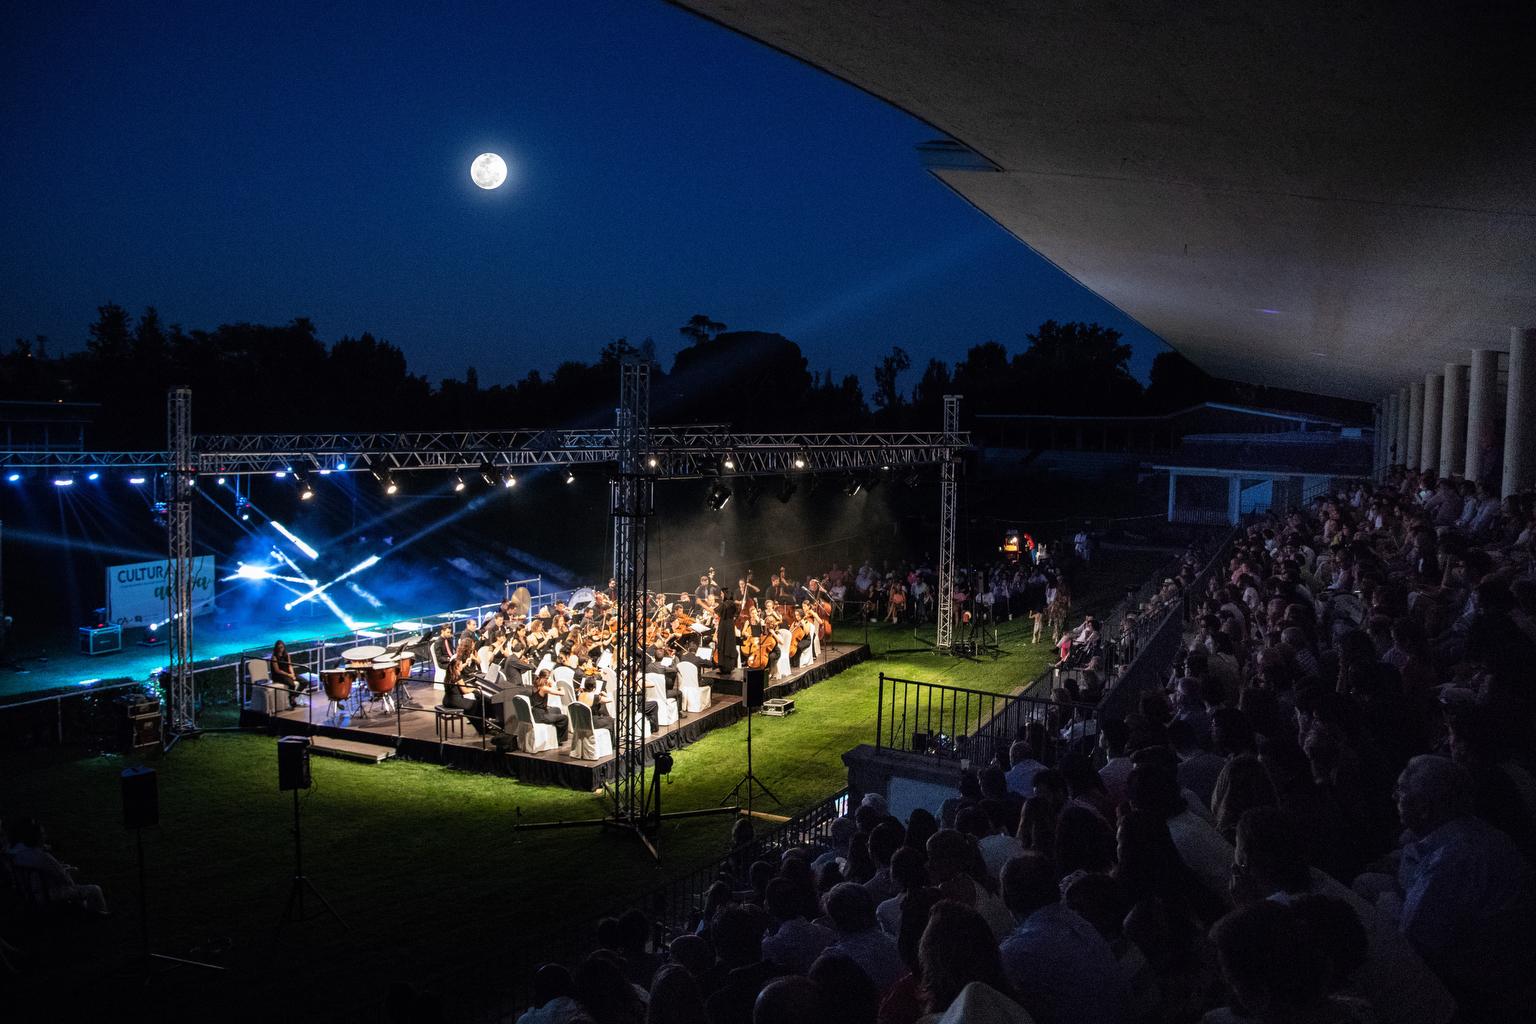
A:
[[808, 954, 880, 1024], [915, 900, 1014, 1017], [1204, 901, 1372, 1024], [575, 953, 645, 1024], [925, 830, 1014, 940], [618, 908, 663, 989], [1096, 718, 1135, 804], [1231, 808, 1454, 1024], [1004, 735, 1046, 796], [874, 846, 931, 938], [998, 852, 1125, 1024], [5, 818, 107, 915], [822, 883, 905, 994], [650, 964, 710, 1024], [1362, 755, 1536, 1014], [761, 877, 834, 976], [1211, 755, 1278, 843], [705, 906, 783, 1024], [1127, 760, 1235, 906], [862, 821, 904, 904], [1170, 719, 1225, 811], [752, 977, 826, 1024], [877, 887, 941, 1024], [517, 964, 590, 1024]]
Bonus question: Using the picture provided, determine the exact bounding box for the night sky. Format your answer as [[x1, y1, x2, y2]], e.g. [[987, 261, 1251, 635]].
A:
[[2, 0, 1167, 388]]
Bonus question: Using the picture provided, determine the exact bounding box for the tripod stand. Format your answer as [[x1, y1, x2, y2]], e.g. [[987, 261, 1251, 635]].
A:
[[718, 698, 781, 815], [131, 827, 223, 982], [278, 787, 346, 930]]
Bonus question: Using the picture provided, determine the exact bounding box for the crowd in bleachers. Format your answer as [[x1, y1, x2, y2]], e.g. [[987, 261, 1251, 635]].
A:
[[509, 473, 1534, 1024]]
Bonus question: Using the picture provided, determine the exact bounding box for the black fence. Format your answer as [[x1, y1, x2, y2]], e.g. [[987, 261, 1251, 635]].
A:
[[874, 673, 1101, 767]]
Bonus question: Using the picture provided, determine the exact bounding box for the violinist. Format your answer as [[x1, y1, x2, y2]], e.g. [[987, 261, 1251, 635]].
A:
[[645, 643, 681, 703]]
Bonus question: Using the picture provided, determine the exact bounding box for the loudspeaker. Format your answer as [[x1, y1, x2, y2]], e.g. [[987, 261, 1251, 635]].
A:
[[277, 736, 312, 791], [121, 766, 159, 829], [744, 667, 766, 709]]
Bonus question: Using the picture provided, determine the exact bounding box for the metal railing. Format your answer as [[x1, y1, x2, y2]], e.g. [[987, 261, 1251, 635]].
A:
[[874, 673, 1101, 768]]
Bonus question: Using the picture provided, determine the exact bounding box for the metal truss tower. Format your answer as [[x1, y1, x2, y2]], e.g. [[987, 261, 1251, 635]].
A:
[[609, 357, 656, 850], [166, 386, 197, 739], [934, 395, 960, 653]]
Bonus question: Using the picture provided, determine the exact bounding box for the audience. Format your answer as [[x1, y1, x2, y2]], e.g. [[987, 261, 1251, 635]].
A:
[[529, 478, 1536, 1024]]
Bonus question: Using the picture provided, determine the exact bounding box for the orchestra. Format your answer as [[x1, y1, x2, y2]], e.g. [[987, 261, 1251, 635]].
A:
[[289, 564, 833, 754]]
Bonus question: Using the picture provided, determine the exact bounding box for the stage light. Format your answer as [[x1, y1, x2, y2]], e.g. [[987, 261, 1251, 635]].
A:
[[273, 470, 287, 479], [318, 468, 331, 476], [479, 462, 496, 486], [385, 475, 398, 495], [707, 481, 732, 511], [299, 483, 315, 500], [777, 477, 797, 503], [842, 475, 862, 497], [723, 456, 736, 471], [270, 521, 320, 560], [241, 512, 251, 521], [646, 456, 659, 469], [53, 476, 74, 487], [453, 475, 467, 493], [336, 460, 347, 471], [792, 454, 807, 470], [87, 471, 100, 482], [216, 476, 226, 485], [5, 472, 20, 483], [564, 468, 576, 485], [129, 475, 146, 485], [502, 473, 517, 488]]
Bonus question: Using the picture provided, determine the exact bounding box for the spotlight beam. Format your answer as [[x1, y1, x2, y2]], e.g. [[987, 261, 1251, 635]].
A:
[[269, 520, 320, 560]]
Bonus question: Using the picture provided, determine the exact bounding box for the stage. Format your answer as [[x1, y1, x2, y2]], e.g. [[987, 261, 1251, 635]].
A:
[[246, 642, 869, 790]]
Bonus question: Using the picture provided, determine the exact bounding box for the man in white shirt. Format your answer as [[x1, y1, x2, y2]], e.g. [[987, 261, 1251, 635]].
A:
[[761, 877, 833, 975], [822, 883, 905, 993]]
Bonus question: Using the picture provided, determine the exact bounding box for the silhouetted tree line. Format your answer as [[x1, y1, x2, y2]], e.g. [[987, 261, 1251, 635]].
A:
[[1, 305, 1229, 447]]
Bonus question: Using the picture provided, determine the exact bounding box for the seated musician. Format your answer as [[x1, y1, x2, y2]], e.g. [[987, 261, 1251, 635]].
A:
[[269, 640, 309, 709], [767, 573, 794, 609], [644, 643, 683, 704], [528, 669, 570, 743], [443, 636, 495, 734], [580, 674, 659, 735]]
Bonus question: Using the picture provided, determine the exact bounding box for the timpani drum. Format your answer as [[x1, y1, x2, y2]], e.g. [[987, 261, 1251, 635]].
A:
[[320, 668, 355, 702], [342, 644, 386, 669], [363, 658, 398, 694]]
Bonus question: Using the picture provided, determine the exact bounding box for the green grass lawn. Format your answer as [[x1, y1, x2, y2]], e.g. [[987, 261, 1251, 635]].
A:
[[4, 552, 1165, 1017]]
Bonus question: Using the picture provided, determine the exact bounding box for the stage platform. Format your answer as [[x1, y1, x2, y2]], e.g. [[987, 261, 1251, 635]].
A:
[[245, 642, 868, 790]]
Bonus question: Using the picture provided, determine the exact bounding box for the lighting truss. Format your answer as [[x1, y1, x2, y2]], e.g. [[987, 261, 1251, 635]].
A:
[[3, 401, 971, 747]]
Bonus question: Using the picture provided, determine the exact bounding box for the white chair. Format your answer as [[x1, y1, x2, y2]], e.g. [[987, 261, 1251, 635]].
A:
[[536, 653, 555, 673], [775, 630, 794, 679], [245, 659, 283, 715], [557, 678, 580, 712], [798, 636, 815, 668], [568, 701, 613, 761], [476, 646, 494, 676], [511, 694, 559, 753], [676, 660, 711, 713], [428, 645, 447, 684], [553, 665, 576, 687], [645, 672, 679, 726]]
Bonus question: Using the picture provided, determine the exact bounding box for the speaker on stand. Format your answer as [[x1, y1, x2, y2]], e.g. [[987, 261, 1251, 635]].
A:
[[276, 737, 345, 930], [121, 766, 222, 978], [717, 667, 781, 815]]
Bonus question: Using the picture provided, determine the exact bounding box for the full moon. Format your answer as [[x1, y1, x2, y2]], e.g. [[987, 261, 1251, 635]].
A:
[[470, 152, 507, 190]]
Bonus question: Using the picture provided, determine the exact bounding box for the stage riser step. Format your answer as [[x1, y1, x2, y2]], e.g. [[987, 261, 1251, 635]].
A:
[[309, 737, 394, 764]]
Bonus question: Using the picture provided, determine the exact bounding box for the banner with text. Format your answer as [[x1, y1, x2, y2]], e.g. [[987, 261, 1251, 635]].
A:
[[106, 557, 216, 625]]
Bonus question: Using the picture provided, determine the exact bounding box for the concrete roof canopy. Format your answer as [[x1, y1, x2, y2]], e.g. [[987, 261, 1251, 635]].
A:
[[671, 1, 1536, 398]]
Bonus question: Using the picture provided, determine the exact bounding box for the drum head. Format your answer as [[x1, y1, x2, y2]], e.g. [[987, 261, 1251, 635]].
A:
[[342, 645, 386, 661], [369, 656, 398, 667]]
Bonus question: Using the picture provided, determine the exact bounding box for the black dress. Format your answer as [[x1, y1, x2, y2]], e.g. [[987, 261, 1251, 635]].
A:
[[714, 615, 739, 675]]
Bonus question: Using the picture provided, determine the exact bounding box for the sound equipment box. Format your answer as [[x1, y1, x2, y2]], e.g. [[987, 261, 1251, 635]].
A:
[[277, 736, 312, 792], [117, 694, 162, 753], [121, 766, 159, 829]]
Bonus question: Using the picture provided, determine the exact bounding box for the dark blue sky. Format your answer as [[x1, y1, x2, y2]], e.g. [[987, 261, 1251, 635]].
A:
[[1, 0, 1167, 390]]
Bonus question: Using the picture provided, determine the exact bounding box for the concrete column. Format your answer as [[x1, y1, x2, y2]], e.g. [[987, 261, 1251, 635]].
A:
[[1465, 349, 1500, 484], [1421, 372, 1443, 477], [1439, 363, 1469, 478], [1386, 391, 1400, 468], [1503, 327, 1536, 498], [1406, 381, 1424, 471], [1397, 386, 1413, 469], [1382, 402, 1394, 478]]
